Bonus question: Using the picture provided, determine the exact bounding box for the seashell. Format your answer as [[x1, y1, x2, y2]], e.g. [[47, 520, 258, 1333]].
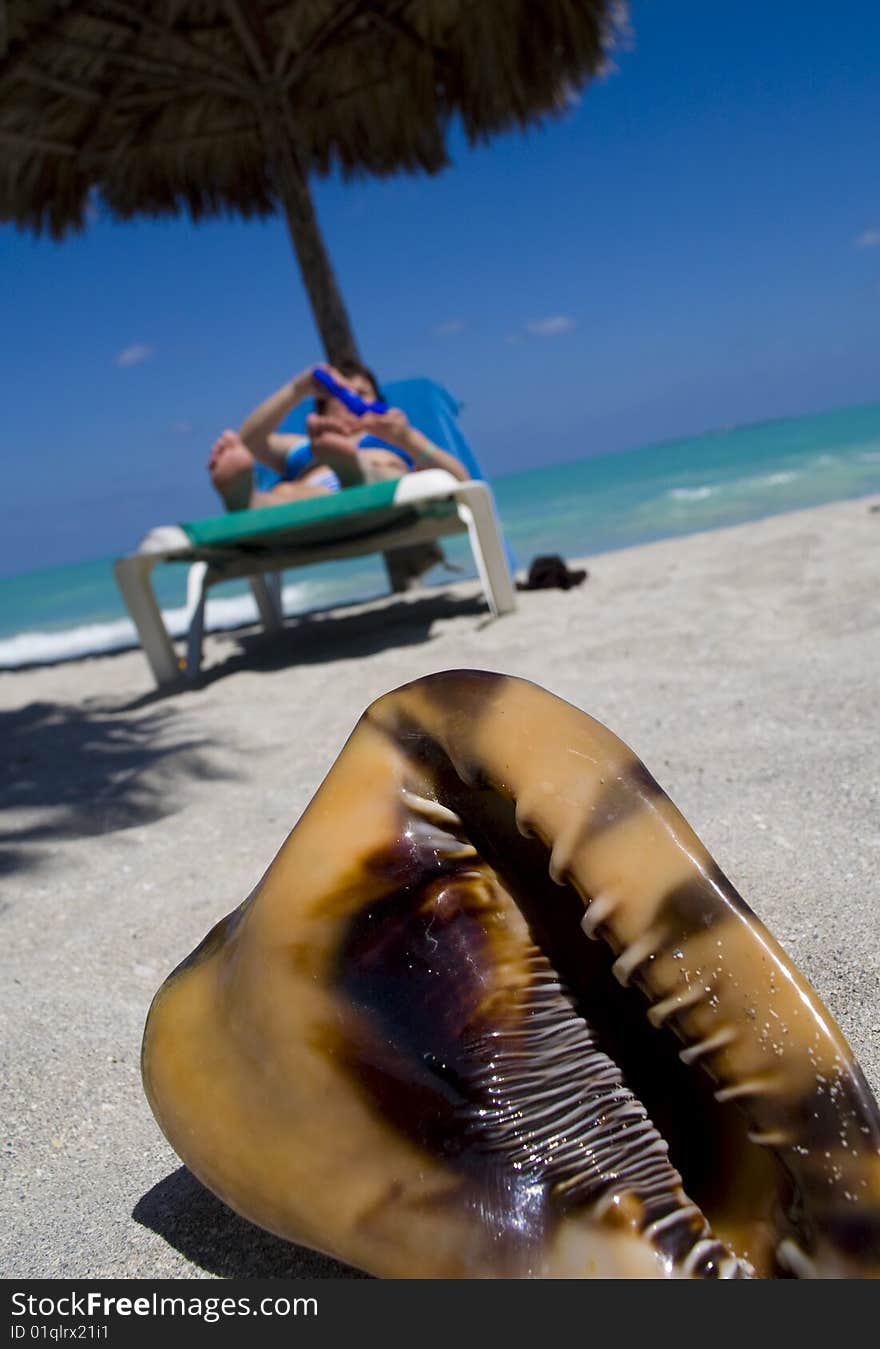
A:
[[142, 671, 880, 1278]]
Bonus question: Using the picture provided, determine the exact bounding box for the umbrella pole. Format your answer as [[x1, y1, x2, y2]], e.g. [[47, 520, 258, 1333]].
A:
[[266, 128, 426, 593], [268, 136, 362, 368]]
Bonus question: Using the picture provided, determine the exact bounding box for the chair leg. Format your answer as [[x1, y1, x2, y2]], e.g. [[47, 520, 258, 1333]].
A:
[[382, 545, 444, 593], [250, 572, 283, 631], [180, 560, 214, 682], [186, 561, 209, 616], [185, 567, 211, 683], [456, 487, 517, 618], [184, 568, 284, 682], [114, 555, 181, 688]]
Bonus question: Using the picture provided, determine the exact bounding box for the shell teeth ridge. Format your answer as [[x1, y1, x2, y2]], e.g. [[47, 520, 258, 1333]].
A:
[[776, 1238, 816, 1279], [682, 1238, 753, 1279], [643, 1205, 703, 1238], [548, 821, 584, 886], [514, 791, 543, 839], [580, 893, 617, 939], [400, 788, 463, 829], [612, 930, 660, 986], [746, 1128, 792, 1148], [678, 1026, 737, 1066], [714, 1075, 779, 1104], [646, 982, 706, 1027]]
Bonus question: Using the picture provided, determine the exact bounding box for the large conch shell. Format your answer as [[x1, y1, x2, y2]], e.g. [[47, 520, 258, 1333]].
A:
[[142, 671, 880, 1278]]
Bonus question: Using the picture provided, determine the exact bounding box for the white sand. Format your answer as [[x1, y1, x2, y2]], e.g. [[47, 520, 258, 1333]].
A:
[[2, 496, 879, 1278]]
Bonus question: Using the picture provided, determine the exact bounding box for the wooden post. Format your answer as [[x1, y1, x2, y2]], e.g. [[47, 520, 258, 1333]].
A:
[[263, 110, 426, 590], [266, 131, 362, 367]]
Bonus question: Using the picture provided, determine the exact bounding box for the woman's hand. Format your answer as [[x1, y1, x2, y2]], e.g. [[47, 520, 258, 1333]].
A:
[[359, 406, 413, 450], [290, 364, 326, 402], [306, 410, 360, 456], [292, 362, 356, 402]]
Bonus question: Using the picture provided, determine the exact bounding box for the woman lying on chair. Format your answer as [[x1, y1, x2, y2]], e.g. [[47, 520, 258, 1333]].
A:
[[208, 360, 470, 512]]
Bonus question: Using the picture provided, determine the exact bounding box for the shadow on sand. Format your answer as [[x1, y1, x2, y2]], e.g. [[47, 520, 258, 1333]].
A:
[[2, 591, 491, 873], [190, 591, 493, 690], [134, 1166, 367, 1279], [1, 700, 236, 875]]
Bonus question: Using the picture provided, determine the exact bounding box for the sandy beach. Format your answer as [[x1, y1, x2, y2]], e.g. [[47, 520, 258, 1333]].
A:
[[2, 495, 879, 1280]]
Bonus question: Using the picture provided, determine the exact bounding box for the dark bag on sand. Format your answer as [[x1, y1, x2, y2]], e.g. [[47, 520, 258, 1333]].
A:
[[516, 554, 588, 592]]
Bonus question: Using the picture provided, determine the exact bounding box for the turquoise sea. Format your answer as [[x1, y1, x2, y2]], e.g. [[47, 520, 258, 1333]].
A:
[[1, 400, 879, 670]]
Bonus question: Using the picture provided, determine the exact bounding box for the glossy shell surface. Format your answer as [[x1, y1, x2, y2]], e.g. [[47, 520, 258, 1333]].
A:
[[142, 671, 880, 1278]]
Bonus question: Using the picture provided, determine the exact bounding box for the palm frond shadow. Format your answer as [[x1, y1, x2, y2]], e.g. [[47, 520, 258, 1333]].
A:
[[1, 700, 237, 874]]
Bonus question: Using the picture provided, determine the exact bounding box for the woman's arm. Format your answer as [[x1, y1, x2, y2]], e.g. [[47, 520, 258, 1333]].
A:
[[359, 408, 471, 482], [238, 367, 321, 474], [400, 425, 471, 481]]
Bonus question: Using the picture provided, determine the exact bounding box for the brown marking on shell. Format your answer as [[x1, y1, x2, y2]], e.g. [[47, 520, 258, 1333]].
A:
[[575, 759, 668, 847], [142, 671, 880, 1278]]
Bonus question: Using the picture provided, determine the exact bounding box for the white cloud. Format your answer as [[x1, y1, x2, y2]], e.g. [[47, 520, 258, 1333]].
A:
[[429, 318, 466, 338], [856, 228, 880, 248], [115, 343, 154, 368], [525, 315, 577, 338], [171, 420, 192, 434]]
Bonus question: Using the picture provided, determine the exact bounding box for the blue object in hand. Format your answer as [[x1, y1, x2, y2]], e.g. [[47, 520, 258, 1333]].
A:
[[312, 367, 388, 416]]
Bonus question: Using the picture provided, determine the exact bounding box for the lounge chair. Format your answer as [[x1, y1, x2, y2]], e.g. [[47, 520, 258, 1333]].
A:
[[114, 379, 516, 688]]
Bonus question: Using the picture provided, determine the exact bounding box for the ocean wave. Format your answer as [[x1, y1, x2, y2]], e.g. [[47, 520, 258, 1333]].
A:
[[0, 581, 309, 670], [0, 618, 141, 668], [747, 471, 799, 488], [667, 485, 717, 502]]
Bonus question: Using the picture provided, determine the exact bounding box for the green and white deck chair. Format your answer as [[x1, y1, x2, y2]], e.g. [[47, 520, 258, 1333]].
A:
[[114, 382, 515, 687]]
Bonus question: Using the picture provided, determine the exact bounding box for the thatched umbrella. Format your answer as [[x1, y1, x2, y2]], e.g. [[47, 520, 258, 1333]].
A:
[[0, 1, 622, 364]]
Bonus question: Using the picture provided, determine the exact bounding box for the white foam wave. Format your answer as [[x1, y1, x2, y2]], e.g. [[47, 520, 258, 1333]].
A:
[[748, 471, 798, 487], [667, 486, 716, 502], [669, 469, 800, 503], [0, 618, 141, 668], [0, 582, 310, 670]]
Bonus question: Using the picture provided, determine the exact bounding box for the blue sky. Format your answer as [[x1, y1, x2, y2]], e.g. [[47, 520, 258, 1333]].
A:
[[2, 0, 879, 575]]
